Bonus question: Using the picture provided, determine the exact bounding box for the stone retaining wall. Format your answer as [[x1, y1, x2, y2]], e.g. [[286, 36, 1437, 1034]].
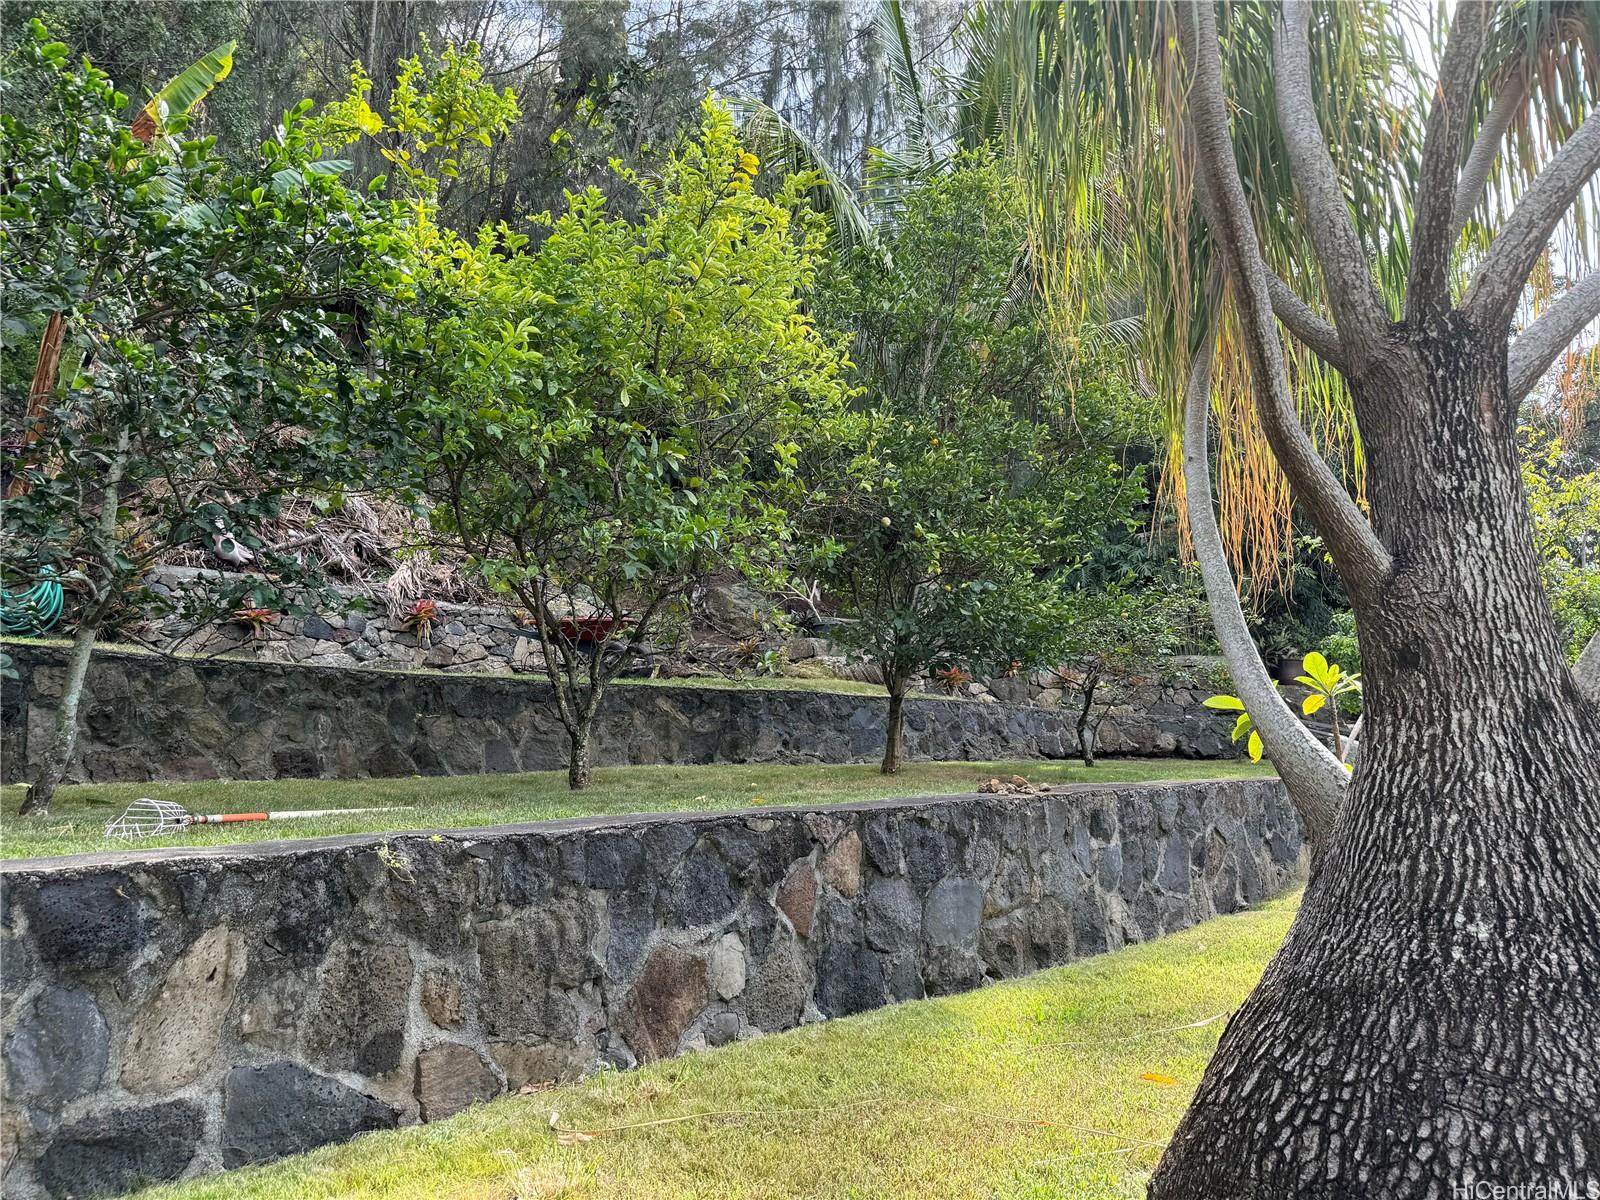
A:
[[0, 779, 1303, 1197], [1, 642, 1239, 785]]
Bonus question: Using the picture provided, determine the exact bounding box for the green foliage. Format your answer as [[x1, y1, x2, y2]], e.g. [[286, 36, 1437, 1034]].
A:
[[312, 39, 519, 198], [1294, 651, 1361, 758], [1201, 692, 1266, 765], [1057, 580, 1202, 684], [0, 22, 398, 629], [1522, 427, 1600, 660], [803, 155, 1143, 699], [1317, 611, 1363, 716], [377, 99, 851, 772], [136, 38, 234, 137], [1206, 650, 1360, 764], [802, 405, 1081, 692]]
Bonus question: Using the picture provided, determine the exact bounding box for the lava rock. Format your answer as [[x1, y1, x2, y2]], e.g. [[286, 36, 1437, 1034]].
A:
[[414, 1042, 501, 1121], [3, 985, 108, 1105], [616, 946, 708, 1062], [222, 1062, 396, 1168], [25, 873, 150, 971], [39, 1100, 202, 1197]]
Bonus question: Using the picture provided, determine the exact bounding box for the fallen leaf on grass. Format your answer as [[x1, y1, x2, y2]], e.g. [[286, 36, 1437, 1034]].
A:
[[1139, 1072, 1178, 1085]]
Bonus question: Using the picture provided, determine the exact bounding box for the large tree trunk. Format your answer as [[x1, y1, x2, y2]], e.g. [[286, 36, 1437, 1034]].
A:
[[881, 684, 906, 774], [1151, 327, 1600, 1196], [21, 617, 98, 816]]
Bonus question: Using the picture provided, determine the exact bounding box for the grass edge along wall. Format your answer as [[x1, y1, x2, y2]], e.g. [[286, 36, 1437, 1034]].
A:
[[0, 777, 1303, 1199]]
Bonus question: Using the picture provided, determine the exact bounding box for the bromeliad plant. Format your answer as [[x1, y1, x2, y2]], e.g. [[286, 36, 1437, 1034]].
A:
[[230, 608, 278, 639], [401, 598, 440, 642]]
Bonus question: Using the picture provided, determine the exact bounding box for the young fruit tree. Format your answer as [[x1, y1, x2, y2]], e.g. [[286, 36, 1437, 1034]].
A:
[[0, 27, 396, 815], [377, 100, 851, 789], [981, 0, 1600, 1191], [802, 157, 1142, 773], [1054, 581, 1200, 767]]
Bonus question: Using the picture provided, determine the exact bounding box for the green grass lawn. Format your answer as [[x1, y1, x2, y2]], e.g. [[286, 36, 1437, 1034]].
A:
[[0, 758, 1271, 860], [134, 891, 1297, 1200]]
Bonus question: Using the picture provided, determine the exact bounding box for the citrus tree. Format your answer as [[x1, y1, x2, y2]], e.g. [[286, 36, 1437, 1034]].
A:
[[1055, 580, 1201, 767], [378, 100, 852, 789], [0, 24, 399, 814], [801, 156, 1142, 773]]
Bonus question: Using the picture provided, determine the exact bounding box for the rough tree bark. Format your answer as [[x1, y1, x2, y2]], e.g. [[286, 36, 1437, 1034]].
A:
[[881, 672, 907, 774], [1150, 3, 1600, 1194], [566, 712, 595, 791], [1075, 668, 1100, 767], [1152, 314, 1600, 1200]]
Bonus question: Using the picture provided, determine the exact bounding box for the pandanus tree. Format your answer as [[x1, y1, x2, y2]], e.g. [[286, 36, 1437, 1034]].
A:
[[975, 0, 1600, 1192]]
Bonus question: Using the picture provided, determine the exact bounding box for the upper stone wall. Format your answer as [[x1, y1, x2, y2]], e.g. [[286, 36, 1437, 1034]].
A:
[[1, 641, 1240, 785], [0, 778, 1304, 1198]]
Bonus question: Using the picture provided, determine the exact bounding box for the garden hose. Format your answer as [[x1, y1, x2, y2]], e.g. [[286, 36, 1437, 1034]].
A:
[[1, 569, 65, 635]]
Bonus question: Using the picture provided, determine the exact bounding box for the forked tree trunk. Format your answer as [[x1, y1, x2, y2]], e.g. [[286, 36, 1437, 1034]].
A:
[[881, 683, 907, 774], [1151, 326, 1600, 1196], [1076, 676, 1098, 767]]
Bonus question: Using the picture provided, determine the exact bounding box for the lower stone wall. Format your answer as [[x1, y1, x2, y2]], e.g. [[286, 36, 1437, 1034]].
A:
[[0, 779, 1303, 1198], [1, 642, 1238, 785]]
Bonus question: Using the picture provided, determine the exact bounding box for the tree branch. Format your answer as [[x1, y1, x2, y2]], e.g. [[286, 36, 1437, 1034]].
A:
[[1575, 628, 1600, 702], [1407, 0, 1492, 322], [1181, 341, 1347, 854], [1449, 63, 1528, 246], [1507, 271, 1600, 403], [1266, 274, 1348, 370], [1465, 108, 1600, 326], [1186, 3, 1394, 600], [1274, 0, 1391, 361]]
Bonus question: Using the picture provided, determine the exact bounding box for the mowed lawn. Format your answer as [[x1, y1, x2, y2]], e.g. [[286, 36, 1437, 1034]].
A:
[[135, 893, 1298, 1200], [0, 758, 1272, 860]]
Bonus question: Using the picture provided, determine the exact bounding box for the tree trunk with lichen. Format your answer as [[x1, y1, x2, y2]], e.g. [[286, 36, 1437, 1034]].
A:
[[566, 717, 594, 790], [1151, 324, 1600, 1197], [19, 618, 97, 816], [1075, 671, 1099, 767], [881, 678, 907, 774]]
